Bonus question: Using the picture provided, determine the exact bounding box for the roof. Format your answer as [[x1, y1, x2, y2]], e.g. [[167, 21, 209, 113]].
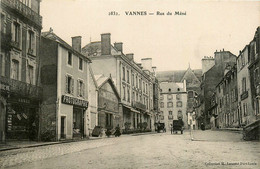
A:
[[41, 30, 91, 62], [160, 82, 186, 93], [156, 68, 202, 82], [82, 41, 121, 57]]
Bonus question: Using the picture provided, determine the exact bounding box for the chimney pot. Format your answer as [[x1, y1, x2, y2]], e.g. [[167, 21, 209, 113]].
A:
[[114, 42, 123, 53], [72, 36, 82, 53], [126, 53, 134, 61], [101, 33, 111, 55]]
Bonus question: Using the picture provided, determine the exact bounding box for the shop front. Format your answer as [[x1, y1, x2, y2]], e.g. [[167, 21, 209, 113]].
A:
[[61, 95, 88, 139]]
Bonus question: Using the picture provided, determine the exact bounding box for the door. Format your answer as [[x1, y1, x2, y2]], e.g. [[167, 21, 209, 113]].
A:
[[61, 116, 65, 139], [73, 107, 84, 138]]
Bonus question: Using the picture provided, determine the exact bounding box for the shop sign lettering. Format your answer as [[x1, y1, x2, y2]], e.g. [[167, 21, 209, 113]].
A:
[[62, 95, 88, 108]]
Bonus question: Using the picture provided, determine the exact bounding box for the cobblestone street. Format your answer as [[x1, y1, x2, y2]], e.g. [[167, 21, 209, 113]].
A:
[[0, 130, 259, 169]]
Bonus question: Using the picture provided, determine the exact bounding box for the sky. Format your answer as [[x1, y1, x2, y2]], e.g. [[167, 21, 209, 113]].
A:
[[40, 0, 260, 71]]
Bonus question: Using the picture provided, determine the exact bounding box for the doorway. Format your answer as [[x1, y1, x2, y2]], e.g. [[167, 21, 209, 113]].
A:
[[73, 107, 84, 138], [60, 116, 66, 139]]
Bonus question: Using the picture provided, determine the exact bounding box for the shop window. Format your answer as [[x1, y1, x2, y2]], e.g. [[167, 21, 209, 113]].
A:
[[11, 59, 19, 80], [79, 57, 83, 70], [28, 65, 34, 84], [68, 52, 72, 66], [167, 102, 173, 108], [177, 101, 182, 107], [66, 75, 74, 94]]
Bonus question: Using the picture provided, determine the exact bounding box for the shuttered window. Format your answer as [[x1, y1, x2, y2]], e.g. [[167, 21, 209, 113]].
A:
[[65, 75, 74, 94], [77, 79, 85, 97]]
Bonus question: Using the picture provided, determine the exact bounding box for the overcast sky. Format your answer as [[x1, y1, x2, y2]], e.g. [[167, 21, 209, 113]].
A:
[[41, 0, 260, 71]]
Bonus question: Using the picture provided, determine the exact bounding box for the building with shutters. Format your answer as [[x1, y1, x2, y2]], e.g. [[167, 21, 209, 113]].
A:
[[82, 33, 159, 131], [0, 0, 42, 142], [39, 29, 91, 140]]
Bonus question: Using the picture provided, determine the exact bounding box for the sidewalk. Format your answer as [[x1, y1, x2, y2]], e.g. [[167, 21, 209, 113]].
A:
[[0, 132, 157, 152], [214, 127, 243, 133]]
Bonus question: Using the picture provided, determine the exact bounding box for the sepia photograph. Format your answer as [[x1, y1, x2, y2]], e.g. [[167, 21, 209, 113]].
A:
[[0, 0, 260, 168]]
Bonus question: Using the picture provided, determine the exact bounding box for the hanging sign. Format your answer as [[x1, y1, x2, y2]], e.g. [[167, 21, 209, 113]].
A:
[[61, 95, 88, 108]]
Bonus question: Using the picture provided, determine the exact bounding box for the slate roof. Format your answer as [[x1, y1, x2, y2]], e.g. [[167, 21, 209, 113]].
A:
[[156, 68, 202, 82], [82, 41, 121, 57], [160, 82, 185, 93], [41, 31, 91, 61]]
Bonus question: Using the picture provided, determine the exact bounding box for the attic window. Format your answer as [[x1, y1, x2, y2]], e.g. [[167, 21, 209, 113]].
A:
[[168, 88, 171, 92]]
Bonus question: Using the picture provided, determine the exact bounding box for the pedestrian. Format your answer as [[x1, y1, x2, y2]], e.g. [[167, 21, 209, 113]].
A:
[[201, 123, 205, 131], [115, 124, 121, 137]]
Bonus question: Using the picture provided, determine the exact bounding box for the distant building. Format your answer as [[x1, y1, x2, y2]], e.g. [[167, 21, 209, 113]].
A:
[[0, 0, 42, 142], [157, 66, 202, 129], [82, 33, 159, 131], [159, 81, 188, 130], [40, 30, 91, 140]]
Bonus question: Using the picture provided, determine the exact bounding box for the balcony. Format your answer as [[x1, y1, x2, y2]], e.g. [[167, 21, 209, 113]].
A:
[[241, 91, 248, 101], [2, 0, 42, 27], [0, 76, 42, 99], [132, 101, 146, 112]]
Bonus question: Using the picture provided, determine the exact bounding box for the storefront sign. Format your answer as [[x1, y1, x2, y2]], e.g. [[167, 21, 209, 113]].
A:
[[62, 95, 88, 108]]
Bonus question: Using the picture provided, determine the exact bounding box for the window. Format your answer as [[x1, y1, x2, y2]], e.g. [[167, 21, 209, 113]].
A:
[[176, 94, 181, 100], [68, 52, 72, 66], [122, 67, 125, 81], [11, 59, 19, 80], [127, 70, 129, 83], [167, 102, 173, 108], [1, 13, 6, 33], [169, 111, 172, 115], [78, 80, 85, 97], [28, 65, 34, 84], [136, 75, 138, 87], [127, 88, 130, 102], [188, 91, 194, 98], [177, 101, 182, 107], [28, 30, 35, 52], [106, 113, 113, 127], [136, 93, 138, 101], [123, 86, 126, 100], [168, 88, 171, 92], [0, 54, 4, 76], [66, 75, 74, 94], [132, 74, 134, 85], [160, 95, 164, 100], [143, 82, 145, 92], [241, 53, 245, 66], [79, 57, 83, 70], [177, 110, 183, 118], [242, 77, 246, 93], [14, 22, 20, 43], [255, 68, 259, 84], [161, 116, 164, 120], [167, 94, 172, 100], [139, 79, 142, 90], [145, 84, 148, 94], [160, 102, 164, 108], [132, 91, 135, 102]]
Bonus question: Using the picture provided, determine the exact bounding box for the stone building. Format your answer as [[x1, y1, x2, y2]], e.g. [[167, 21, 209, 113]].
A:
[[0, 0, 42, 142], [248, 27, 260, 122], [237, 45, 254, 126], [82, 33, 159, 131], [196, 51, 237, 129], [159, 81, 188, 130], [215, 65, 238, 128], [156, 66, 202, 129], [88, 72, 121, 135], [39, 30, 91, 140]]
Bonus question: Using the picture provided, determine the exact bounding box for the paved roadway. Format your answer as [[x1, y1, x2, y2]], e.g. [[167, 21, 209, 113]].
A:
[[0, 130, 259, 169]]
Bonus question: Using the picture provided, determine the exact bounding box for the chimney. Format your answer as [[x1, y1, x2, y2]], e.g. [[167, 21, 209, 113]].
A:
[[114, 42, 123, 53], [141, 58, 152, 72], [126, 53, 134, 61], [101, 33, 111, 55], [72, 36, 82, 52], [152, 66, 157, 76]]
